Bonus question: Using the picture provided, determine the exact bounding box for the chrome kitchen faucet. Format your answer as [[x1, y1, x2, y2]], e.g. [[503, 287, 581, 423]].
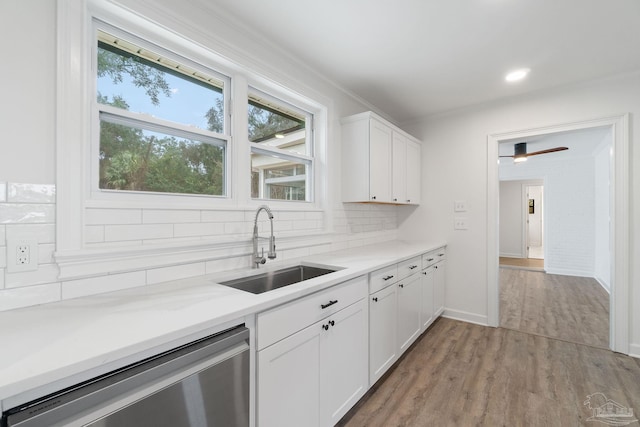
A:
[[253, 205, 276, 268]]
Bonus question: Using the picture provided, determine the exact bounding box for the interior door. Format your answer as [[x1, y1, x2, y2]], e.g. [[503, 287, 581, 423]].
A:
[[526, 185, 543, 258]]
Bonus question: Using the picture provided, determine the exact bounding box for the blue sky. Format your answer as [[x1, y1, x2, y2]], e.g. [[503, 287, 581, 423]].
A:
[[97, 70, 223, 130]]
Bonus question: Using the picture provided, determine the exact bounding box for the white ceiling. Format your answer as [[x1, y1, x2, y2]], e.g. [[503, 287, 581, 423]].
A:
[[498, 126, 611, 164], [207, 0, 640, 123]]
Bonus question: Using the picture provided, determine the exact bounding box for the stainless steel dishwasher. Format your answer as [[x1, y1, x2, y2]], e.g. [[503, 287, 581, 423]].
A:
[[2, 325, 250, 427]]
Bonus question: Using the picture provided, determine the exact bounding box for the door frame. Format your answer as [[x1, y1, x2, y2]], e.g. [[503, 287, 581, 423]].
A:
[[487, 114, 630, 353], [524, 183, 544, 259]]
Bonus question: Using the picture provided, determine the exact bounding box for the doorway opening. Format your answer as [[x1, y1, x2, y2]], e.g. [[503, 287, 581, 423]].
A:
[[487, 114, 630, 354]]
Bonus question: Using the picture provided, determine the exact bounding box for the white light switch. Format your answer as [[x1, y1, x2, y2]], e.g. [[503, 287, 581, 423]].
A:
[[454, 218, 469, 230], [454, 200, 467, 212]]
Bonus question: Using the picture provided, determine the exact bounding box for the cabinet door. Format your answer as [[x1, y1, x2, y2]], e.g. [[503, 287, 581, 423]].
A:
[[421, 267, 434, 331], [369, 119, 393, 202], [405, 139, 421, 204], [392, 132, 407, 203], [397, 273, 422, 353], [258, 325, 321, 427], [369, 284, 397, 385], [433, 260, 446, 317], [320, 299, 368, 427]]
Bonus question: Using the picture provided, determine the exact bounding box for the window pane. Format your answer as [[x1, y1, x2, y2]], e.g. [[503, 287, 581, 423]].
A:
[[251, 151, 308, 201], [97, 31, 225, 133], [248, 95, 308, 155], [99, 118, 225, 196]]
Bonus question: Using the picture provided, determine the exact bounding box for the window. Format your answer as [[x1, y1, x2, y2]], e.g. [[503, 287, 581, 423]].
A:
[[249, 91, 314, 201], [94, 28, 230, 197]]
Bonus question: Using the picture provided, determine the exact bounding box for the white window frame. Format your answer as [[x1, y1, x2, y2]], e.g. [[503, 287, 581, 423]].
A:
[[248, 87, 315, 203], [90, 20, 232, 204], [56, 0, 328, 269]]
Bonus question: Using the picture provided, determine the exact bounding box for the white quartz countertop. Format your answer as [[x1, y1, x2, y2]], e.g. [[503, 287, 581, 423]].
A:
[[0, 240, 445, 408]]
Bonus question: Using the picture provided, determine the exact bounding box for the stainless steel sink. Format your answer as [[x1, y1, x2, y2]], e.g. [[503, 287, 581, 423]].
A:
[[219, 265, 338, 294]]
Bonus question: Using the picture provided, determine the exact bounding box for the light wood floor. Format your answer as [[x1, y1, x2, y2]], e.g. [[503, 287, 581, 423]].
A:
[[499, 257, 544, 270], [500, 268, 609, 349], [338, 318, 640, 427]]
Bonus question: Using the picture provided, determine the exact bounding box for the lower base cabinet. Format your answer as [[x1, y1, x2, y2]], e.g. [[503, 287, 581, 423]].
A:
[[369, 284, 397, 385], [258, 298, 368, 427], [397, 273, 422, 353]]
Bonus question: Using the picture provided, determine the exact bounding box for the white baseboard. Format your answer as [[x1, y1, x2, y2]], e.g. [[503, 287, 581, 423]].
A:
[[544, 268, 594, 278], [442, 308, 488, 327], [499, 252, 523, 258], [629, 343, 640, 360], [594, 276, 611, 294]]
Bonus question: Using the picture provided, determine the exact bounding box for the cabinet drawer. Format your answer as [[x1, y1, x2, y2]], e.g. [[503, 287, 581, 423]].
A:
[[422, 247, 445, 269], [397, 256, 421, 280], [369, 264, 399, 294], [257, 276, 367, 350]]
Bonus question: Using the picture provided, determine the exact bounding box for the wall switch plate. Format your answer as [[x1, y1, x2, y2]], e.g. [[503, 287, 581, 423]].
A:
[[454, 200, 467, 212], [454, 218, 469, 230], [7, 239, 38, 273]]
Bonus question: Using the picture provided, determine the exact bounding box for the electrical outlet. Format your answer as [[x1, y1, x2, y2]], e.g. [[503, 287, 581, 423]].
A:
[[454, 200, 467, 212], [7, 239, 38, 273], [454, 218, 469, 230]]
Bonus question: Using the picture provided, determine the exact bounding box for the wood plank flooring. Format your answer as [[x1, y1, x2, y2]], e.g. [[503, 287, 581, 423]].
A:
[[338, 318, 640, 427], [500, 269, 609, 349], [499, 257, 544, 270]]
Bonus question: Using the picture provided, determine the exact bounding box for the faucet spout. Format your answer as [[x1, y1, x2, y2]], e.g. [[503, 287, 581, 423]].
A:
[[253, 205, 276, 268]]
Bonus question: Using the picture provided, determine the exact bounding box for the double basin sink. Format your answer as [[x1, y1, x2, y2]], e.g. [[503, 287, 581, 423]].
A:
[[220, 264, 341, 294]]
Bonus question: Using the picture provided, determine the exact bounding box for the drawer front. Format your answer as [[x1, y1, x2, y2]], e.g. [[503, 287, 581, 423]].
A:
[[369, 264, 399, 294], [397, 256, 421, 280], [257, 275, 367, 350], [422, 252, 437, 269], [422, 247, 445, 269]]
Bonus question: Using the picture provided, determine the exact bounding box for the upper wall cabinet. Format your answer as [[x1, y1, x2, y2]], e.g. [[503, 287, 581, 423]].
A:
[[341, 112, 421, 204]]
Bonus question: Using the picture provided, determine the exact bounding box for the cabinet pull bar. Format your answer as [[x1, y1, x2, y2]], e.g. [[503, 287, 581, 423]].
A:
[[409, 265, 417, 269], [321, 300, 338, 309], [382, 275, 394, 281]]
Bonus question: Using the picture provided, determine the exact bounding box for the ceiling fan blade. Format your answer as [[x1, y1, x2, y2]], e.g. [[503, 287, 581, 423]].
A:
[[525, 147, 569, 157]]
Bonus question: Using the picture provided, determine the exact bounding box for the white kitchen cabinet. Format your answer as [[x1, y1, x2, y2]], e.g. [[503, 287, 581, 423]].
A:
[[420, 266, 434, 332], [396, 273, 422, 353], [433, 258, 446, 317], [341, 111, 421, 204], [320, 299, 368, 426], [369, 283, 397, 385], [257, 277, 368, 427], [392, 133, 421, 205], [405, 138, 421, 204]]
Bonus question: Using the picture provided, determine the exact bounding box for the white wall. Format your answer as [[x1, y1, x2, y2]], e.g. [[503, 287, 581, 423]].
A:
[[500, 156, 596, 277], [499, 181, 524, 257], [398, 72, 640, 353], [0, 0, 400, 311], [594, 135, 612, 291]]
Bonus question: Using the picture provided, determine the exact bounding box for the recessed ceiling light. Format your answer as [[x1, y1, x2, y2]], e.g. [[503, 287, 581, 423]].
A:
[[274, 133, 285, 139], [505, 68, 530, 82]]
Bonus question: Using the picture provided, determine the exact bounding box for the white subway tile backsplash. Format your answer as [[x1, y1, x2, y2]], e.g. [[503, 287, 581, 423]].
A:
[[104, 224, 173, 242], [0, 204, 55, 224], [5, 264, 60, 288], [292, 220, 320, 230], [174, 222, 224, 238], [305, 211, 324, 221], [0, 268, 4, 288], [85, 208, 142, 225], [143, 209, 201, 224], [0, 225, 5, 244], [201, 210, 245, 223], [147, 262, 206, 285], [85, 226, 105, 243], [6, 224, 55, 243], [206, 256, 250, 274], [275, 211, 306, 221], [0, 283, 61, 311], [8, 183, 56, 203], [62, 271, 146, 299], [0, 183, 6, 202], [223, 221, 251, 236]]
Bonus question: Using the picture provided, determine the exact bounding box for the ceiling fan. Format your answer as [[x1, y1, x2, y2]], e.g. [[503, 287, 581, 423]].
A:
[[500, 142, 568, 163]]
